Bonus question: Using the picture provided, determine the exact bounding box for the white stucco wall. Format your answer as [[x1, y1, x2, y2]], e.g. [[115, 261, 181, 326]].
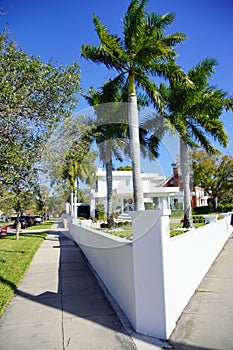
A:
[[68, 222, 136, 328], [62, 212, 232, 340]]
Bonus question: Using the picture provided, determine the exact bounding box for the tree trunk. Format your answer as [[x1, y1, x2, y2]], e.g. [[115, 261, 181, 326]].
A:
[[16, 211, 20, 240], [73, 178, 77, 219], [106, 141, 114, 229], [180, 138, 193, 228], [128, 93, 144, 211], [212, 193, 218, 212], [70, 190, 74, 217]]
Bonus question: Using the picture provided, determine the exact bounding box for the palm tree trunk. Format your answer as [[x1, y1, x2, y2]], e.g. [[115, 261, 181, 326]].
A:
[[106, 141, 114, 228], [128, 92, 144, 211], [70, 190, 74, 217], [73, 177, 77, 219], [180, 138, 193, 228]]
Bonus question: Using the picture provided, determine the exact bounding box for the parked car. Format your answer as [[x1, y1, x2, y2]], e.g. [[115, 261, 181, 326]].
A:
[[34, 215, 42, 223], [13, 216, 35, 229]]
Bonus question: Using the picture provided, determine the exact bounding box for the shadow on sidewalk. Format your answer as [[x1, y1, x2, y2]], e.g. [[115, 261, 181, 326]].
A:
[[1, 229, 227, 350]]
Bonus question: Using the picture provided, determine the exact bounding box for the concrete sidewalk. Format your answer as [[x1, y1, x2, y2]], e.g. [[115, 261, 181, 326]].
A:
[[0, 229, 139, 350], [0, 225, 168, 350], [169, 233, 233, 350], [1, 225, 233, 350]]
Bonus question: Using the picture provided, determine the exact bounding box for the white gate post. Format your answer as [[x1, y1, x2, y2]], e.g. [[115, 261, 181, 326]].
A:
[[131, 209, 171, 339]]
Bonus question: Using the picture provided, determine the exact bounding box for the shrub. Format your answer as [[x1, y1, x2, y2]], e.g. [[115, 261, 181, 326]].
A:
[[145, 202, 153, 210], [192, 215, 205, 224], [100, 223, 108, 228], [117, 221, 124, 227], [193, 206, 212, 215], [217, 203, 233, 213], [96, 204, 105, 220], [124, 221, 130, 226]]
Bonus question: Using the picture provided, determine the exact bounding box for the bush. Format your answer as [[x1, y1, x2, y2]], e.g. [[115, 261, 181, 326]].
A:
[[117, 221, 124, 227], [217, 203, 233, 213], [193, 206, 212, 215], [96, 204, 105, 220], [124, 221, 130, 226], [100, 223, 108, 228], [193, 215, 205, 224], [145, 202, 153, 210]]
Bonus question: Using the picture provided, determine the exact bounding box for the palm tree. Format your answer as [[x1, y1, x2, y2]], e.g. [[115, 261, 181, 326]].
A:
[[84, 81, 130, 228], [85, 79, 162, 227], [61, 142, 96, 218], [163, 58, 233, 227], [81, 0, 189, 210]]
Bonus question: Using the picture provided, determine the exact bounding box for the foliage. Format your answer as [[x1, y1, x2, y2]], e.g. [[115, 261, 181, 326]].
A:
[[117, 165, 133, 171], [217, 203, 233, 213], [193, 206, 213, 215], [192, 149, 233, 211], [218, 188, 233, 207], [82, 0, 190, 210], [0, 232, 46, 316], [145, 202, 154, 210], [161, 58, 233, 228], [96, 204, 105, 220], [192, 215, 205, 224], [0, 28, 81, 231], [42, 115, 96, 195]]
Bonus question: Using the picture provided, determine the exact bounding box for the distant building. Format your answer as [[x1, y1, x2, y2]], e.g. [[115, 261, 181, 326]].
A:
[[90, 168, 180, 217], [163, 166, 208, 209]]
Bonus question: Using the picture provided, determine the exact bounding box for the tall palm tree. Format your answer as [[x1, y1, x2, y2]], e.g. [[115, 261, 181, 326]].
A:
[[85, 79, 133, 228], [85, 79, 162, 227], [163, 58, 233, 227], [82, 0, 189, 210], [61, 143, 96, 218]]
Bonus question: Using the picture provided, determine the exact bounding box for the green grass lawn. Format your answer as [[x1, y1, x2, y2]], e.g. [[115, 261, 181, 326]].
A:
[[25, 220, 55, 230], [98, 226, 133, 240], [0, 232, 47, 317], [99, 218, 207, 240]]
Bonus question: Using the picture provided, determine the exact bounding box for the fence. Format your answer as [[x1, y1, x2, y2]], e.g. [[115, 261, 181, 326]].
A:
[[61, 210, 232, 339]]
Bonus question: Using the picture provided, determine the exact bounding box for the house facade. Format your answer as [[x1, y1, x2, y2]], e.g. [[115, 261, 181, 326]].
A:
[[90, 168, 180, 217], [163, 166, 208, 209]]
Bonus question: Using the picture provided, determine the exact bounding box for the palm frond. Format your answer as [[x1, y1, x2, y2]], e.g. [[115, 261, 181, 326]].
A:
[[135, 69, 165, 111], [123, 0, 147, 55], [81, 15, 126, 72]]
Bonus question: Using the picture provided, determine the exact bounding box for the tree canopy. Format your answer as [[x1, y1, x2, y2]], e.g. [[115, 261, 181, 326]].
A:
[[0, 28, 81, 236], [192, 149, 233, 211]]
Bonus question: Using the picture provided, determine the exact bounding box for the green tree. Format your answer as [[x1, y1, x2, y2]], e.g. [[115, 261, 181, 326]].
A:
[[192, 150, 233, 211], [0, 29, 81, 237], [163, 58, 232, 227], [84, 83, 129, 228], [81, 0, 188, 210], [61, 141, 96, 218]]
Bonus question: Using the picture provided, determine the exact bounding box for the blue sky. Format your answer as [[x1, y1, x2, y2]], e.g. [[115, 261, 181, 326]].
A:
[[1, 0, 233, 173]]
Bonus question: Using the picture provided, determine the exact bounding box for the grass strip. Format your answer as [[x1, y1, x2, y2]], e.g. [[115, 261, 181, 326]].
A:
[[25, 220, 54, 230], [0, 232, 47, 317]]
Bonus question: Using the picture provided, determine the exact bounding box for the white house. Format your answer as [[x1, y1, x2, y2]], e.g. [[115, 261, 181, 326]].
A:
[[90, 168, 180, 217]]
